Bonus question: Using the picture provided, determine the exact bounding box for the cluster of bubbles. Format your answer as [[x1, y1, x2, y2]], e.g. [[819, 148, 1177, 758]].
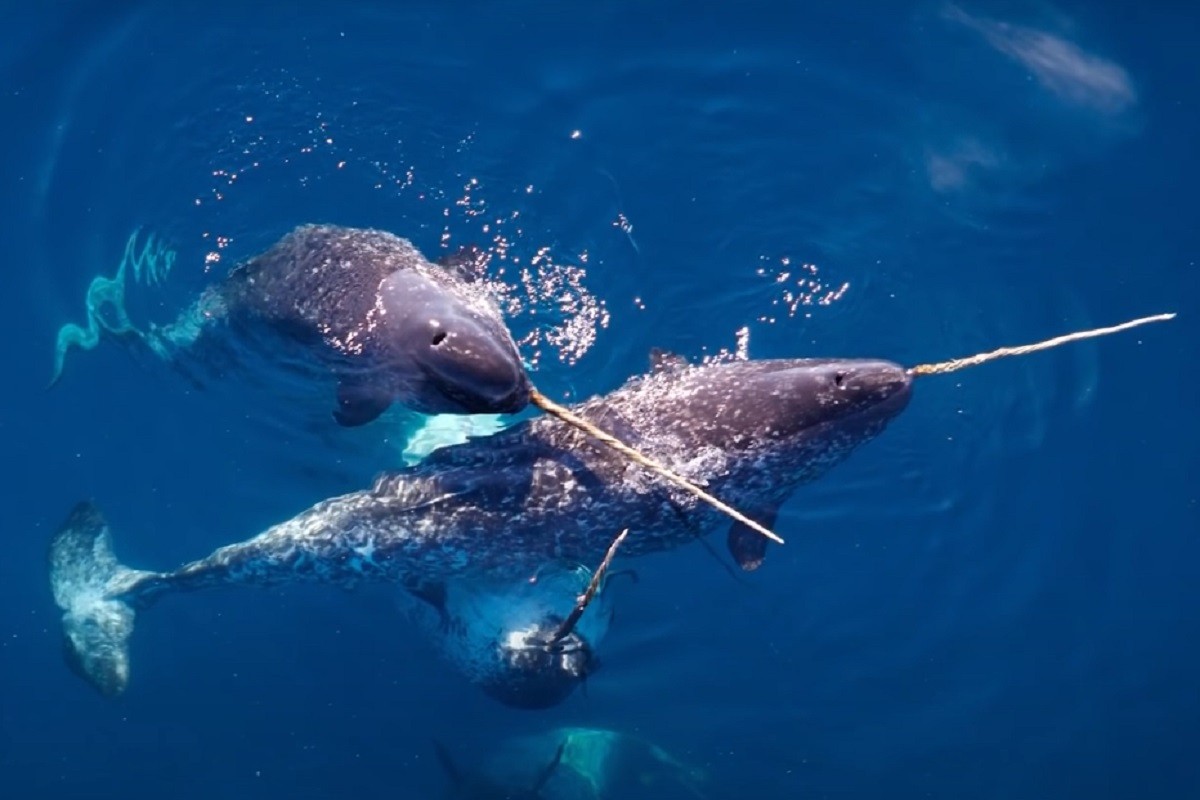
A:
[[184, 84, 610, 373], [432, 176, 612, 370], [692, 255, 850, 367], [153, 67, 851, 381], [754, 255, 851, 322]]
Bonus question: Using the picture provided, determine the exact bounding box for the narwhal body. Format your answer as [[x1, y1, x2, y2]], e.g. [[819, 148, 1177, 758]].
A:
[[50, 357, 912, 702], [53, 224, 531, 425]]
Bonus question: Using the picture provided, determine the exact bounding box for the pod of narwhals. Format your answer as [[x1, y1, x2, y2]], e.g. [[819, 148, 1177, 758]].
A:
[[49, 220, 1176, 712]]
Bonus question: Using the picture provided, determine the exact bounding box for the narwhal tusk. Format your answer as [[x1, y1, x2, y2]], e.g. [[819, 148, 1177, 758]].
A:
[[908, 313, 1176, 377], [530, 389, 786, 545], [548, 527, 630, 646]]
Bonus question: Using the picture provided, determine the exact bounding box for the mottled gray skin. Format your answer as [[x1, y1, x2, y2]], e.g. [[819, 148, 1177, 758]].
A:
[[186, 224, 530, 423], [50, 357, 912, 696]]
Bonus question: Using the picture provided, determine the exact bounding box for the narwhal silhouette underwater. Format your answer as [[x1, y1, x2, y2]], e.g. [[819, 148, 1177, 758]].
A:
[[434, 739, 567, 800], [47, 314, 1174, 708], [435, 727, 708, 800], [51, 223, 531, 425]]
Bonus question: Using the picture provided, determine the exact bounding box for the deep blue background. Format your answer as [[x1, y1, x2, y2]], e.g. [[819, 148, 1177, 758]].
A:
[[1, 2, 1197, 798]]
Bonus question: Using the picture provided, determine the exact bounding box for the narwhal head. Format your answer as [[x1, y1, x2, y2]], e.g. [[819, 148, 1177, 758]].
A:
[[333, 267, 531, 426]]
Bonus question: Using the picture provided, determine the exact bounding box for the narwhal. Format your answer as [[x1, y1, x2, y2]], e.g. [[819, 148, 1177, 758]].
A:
[[454, 727, 709, 799], [50, 356, 912, 705], [51, 224, 531, 425], [434, 739, 566, 799]]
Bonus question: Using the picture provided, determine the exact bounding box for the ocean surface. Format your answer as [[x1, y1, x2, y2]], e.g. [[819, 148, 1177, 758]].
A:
[[2, 2, 1198, 798]]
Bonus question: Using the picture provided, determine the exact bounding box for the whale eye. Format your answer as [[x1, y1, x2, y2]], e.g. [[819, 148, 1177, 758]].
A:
[[431, 331, 447, 347], [833, 371, 846, 387]]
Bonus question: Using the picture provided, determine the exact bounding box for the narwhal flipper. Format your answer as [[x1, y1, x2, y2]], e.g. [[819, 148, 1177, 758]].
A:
[[403, 579, 454, 632], [49, 502, 157, 696], [726, 504, 778, 571], [529, 741, 566, 795], [332, 377, 392, 427], [432, 739, 463, 786]]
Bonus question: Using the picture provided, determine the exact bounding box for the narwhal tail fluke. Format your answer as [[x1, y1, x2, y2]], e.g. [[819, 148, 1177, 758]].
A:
[[49, 501, 161, 697]]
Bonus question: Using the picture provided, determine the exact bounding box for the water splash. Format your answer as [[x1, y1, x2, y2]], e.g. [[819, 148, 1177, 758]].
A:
[[397, 413, 509, 466]]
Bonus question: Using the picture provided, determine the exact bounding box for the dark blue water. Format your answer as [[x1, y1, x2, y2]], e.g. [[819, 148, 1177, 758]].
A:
[[3, 2, 1197, 798]]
